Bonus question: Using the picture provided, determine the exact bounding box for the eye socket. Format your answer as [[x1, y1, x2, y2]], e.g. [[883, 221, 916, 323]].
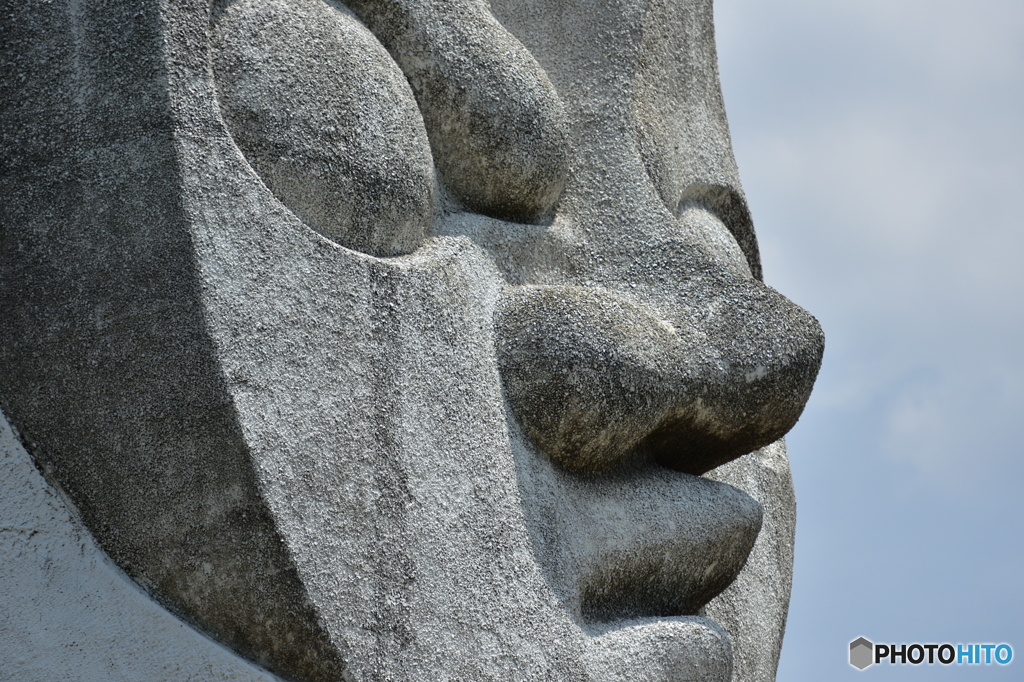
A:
[[211, 0, 571, 255], [209, 0, 435, 257]]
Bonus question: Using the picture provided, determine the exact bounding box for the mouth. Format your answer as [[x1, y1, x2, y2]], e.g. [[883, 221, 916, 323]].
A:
[[513, 440, 761, 680], [512, 410, 762, 624], [515, 452, 763, 615]]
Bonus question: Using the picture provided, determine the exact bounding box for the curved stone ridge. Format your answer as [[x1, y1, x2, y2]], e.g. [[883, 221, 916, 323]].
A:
[[0, 408, 281, 681], [211, 0, 435, 256], [633, 0, 763, 279], [346, 0, 570, 223]]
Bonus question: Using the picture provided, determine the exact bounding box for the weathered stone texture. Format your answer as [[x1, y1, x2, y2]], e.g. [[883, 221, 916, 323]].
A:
[[1, 0, 821, 680]]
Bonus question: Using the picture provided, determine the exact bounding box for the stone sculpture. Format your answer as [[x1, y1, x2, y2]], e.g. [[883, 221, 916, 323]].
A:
[[0, 0, 822, 680]]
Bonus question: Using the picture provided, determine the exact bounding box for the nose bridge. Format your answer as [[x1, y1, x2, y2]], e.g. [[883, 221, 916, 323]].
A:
[[460, 0, 823, 477], [492, 0, 759, 280], [491, 0, 659, 229], [633, 0, 742, 211]]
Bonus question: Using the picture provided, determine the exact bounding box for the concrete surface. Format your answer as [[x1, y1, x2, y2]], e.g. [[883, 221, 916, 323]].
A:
[[0, 0, 821, 679]]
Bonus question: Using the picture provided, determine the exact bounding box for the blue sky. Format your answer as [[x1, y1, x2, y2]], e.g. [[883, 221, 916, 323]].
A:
[[714, 0, 1024, 678]]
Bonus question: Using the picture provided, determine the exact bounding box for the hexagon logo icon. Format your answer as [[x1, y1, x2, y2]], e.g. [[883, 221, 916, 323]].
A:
[[850, 637, 874, 670]]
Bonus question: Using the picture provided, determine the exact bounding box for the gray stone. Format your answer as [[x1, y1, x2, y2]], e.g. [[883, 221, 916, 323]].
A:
[[0, 408, 282, 682], [495, 282, 821, 474], [0, 0, 822, 680], [344, 0, 570, 222], [703, 440, 797, 682], [211, 0, 435, 256]]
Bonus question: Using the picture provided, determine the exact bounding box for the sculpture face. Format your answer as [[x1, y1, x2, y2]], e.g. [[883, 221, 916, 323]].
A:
[[0, 0, 821, 680]]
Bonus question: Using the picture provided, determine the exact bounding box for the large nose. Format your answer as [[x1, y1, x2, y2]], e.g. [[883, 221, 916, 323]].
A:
[[485, 0, 824, 474], [494, 272, 823, 475]]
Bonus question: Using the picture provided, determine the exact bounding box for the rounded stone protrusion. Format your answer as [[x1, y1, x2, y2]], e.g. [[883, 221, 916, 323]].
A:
[[495, 283, 824, 474], [346, 0, 570, 223], [210, 0, 435, 256]]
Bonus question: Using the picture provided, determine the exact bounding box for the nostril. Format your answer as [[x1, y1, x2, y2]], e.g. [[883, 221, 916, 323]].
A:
[[495, 282, 823, 475]]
